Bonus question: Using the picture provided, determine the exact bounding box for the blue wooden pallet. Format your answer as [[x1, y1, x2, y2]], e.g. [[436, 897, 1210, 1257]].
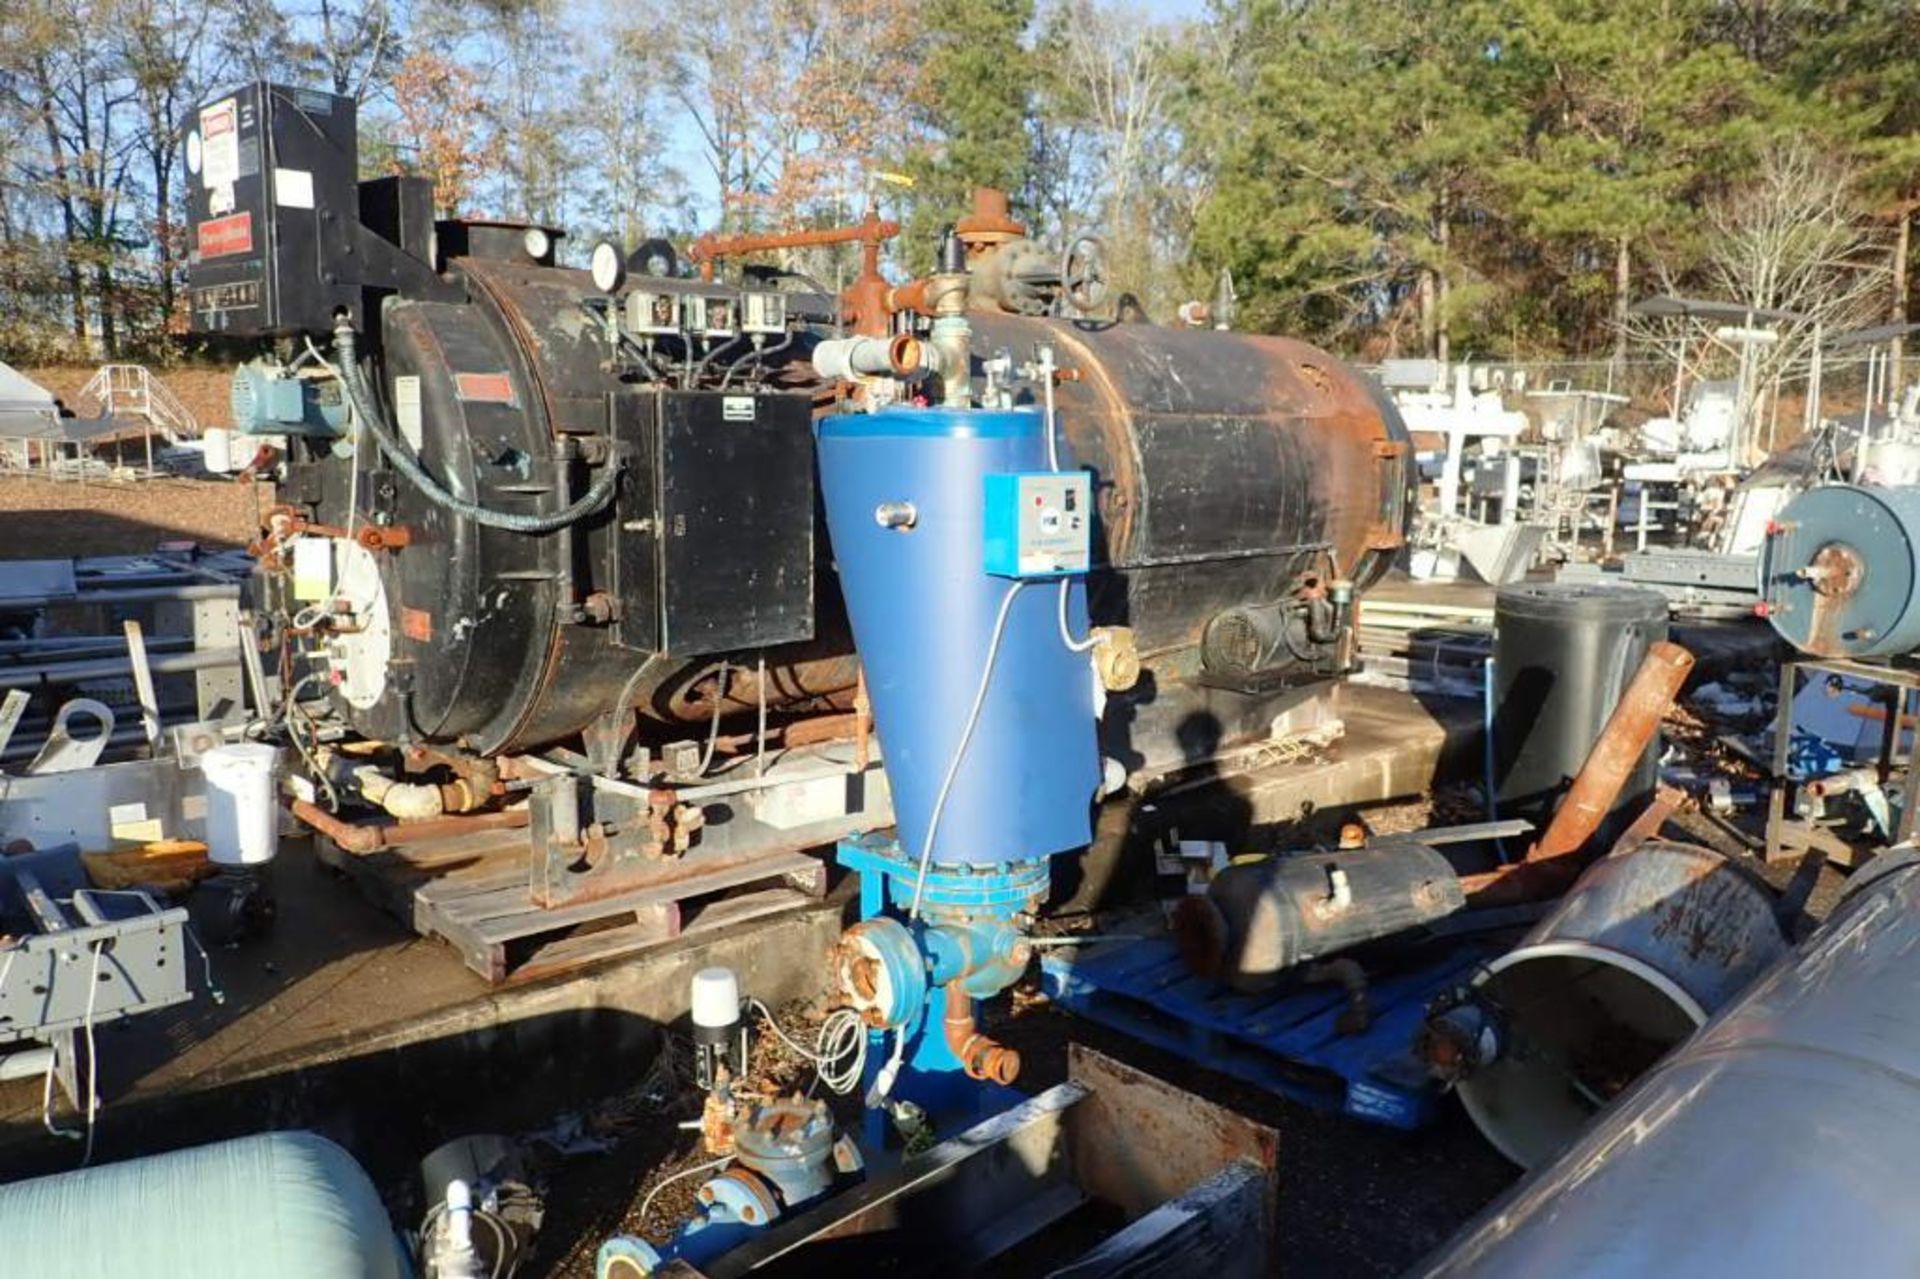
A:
[[1040, 937, 1489, 1129]]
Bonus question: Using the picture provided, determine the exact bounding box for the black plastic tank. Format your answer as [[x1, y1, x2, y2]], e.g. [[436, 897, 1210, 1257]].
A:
[[1492, 584, 1667, 844]]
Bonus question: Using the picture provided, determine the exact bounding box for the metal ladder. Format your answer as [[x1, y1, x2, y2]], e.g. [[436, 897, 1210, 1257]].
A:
[[77, 364, 200, 444]]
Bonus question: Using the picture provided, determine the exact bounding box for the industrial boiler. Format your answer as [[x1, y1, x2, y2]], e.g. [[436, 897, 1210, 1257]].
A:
[[182, 82, 1411, 933]]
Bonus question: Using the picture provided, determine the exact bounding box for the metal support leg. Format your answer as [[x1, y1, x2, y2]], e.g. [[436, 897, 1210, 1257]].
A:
[[1766, 662, 1799, 863], [1897, 688, 1920, 846]]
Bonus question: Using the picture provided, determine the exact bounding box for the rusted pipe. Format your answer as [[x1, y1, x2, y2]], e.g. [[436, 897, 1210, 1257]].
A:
[[1528, 640, 1693, 864], [942, 985, 1020, 1085], [288, 799, 529, 854], [853, 668, 872, 770], [1464, 784, 1685, 906], [690, 209, 899, 287]]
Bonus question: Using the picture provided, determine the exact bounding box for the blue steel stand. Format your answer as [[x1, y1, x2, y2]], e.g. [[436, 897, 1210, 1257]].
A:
[[836, 834, 1041, 1143]]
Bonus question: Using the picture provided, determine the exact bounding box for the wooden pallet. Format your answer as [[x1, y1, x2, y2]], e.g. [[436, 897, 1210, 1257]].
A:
[[1041, 937, 1489, 1130], [313, 831, 828, 983]]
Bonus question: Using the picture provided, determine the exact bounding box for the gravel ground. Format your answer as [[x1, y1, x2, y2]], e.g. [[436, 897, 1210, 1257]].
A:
[[517, 986, 1517, 1278], [0, 473, 268, 559]]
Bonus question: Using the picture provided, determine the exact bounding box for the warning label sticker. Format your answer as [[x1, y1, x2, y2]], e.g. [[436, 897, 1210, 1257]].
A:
[[200, 97, 239, 190], [196, 211, 253, 259], [453, 372, 517, 405]]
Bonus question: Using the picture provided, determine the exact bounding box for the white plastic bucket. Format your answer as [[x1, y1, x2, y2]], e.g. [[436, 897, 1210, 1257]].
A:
[[202, 742, 281, 866]]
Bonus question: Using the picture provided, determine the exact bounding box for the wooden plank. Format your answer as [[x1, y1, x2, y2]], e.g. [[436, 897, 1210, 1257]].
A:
[[509, 888, 815, 985], [461, 852, 824, 944]]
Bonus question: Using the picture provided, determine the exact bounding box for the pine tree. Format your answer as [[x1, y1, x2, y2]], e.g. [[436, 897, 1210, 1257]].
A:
[[899, 0, 1037, 270], [1481, 0, 1799, 364], [1189, 0, 1517, 356]]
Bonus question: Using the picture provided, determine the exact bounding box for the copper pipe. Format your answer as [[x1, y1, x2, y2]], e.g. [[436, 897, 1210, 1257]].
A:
[[886, 277, 932, 317], [701, 713, 863, 756], [288, 799, 529, 854], [1527, 641, 1694, 864], [1846, 703, 1918, 731], [942, 985, 1019, 1085], [783, 712, 860, 749], [853, 668, 872, 770]]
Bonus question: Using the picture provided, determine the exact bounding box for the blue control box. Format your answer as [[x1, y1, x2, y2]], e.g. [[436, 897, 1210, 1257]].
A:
[[983, 471, 1093, 578]]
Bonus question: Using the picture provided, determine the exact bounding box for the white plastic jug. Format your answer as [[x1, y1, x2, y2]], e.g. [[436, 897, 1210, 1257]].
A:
[[201, 742, 281, 866]]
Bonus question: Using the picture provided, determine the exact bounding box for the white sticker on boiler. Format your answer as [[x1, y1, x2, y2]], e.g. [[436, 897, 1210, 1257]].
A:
[[200, 97, 239, 190], [274, 167, 315, 210], [394, 376, 423, 451], [722, 396, 755, 422]]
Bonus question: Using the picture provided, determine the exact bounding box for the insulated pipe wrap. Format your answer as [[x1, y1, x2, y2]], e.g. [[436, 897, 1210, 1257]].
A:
[[0, 1131, 406, 1278]]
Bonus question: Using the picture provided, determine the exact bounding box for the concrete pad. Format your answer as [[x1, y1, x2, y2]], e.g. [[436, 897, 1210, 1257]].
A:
[[0, 838, 845, 1180]]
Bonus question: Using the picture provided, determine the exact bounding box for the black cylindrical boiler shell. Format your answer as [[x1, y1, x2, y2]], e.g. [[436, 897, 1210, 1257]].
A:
[[1492, 584, 1668, 844]]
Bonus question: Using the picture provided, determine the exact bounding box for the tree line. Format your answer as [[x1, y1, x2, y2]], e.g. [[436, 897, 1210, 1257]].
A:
[[1, 0, 1914, 394]]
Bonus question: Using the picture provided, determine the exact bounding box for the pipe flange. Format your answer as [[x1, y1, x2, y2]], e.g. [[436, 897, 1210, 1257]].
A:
[[832, 916, 927, 1030]]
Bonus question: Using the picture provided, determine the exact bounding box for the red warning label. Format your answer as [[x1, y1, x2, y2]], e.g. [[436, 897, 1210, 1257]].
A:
[[196, 211, 253, 259], [453, 372, 517, 405]]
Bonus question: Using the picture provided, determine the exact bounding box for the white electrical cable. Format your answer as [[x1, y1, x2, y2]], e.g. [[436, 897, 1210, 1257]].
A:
[[637, 1157, 731, 1232], [746, 997, 819, 1061], [1040, 350, 1104, 657], [1057, 578, 1099, 653], [745, 999, 868, 1096], [41, 1041, 78, 1141], [695, 661, 731, 775], [80, 940, 104, 1165], [908, 579, 1026, 921]]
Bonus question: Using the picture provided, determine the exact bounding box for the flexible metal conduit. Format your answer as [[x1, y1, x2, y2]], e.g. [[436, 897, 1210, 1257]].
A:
[[333, 322, 621, 534], [1417, 852, 1920, 1277]]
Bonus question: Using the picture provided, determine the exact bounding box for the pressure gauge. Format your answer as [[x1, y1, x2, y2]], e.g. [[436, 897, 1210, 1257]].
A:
[[688, 295, 737, 338], [741, 292, 786, 335], [590, 240, 627, 294], [522, 226, 552, 261], [626, 290, 680, 336]]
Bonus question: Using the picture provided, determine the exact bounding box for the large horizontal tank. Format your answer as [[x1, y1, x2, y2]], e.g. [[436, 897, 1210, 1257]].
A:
[[188, 88, 1409, 770], [970, 314, 1412, 771], [971, 313, 1412, 661], [1418, 851, 1920, 1277]]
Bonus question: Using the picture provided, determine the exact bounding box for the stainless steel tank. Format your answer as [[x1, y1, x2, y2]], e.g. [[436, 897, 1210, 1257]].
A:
[[1416, 853, 1920, 1277]]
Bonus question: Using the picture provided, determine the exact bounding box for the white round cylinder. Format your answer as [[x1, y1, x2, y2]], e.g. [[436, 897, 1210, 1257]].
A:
[[690, 967, 741, 1030], [201, 742, 281, 866], [202, 427, 234, 475]]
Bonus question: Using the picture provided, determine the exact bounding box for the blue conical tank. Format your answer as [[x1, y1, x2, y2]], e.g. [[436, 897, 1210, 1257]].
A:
[[818, 407, 1099, 866]]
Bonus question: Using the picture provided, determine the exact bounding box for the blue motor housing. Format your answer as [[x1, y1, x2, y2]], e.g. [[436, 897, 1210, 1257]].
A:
[[230, 361, 350, 437], [817, 407, 1099, 866]]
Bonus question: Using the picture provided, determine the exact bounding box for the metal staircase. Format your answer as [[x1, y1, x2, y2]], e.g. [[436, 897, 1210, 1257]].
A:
[[76, 364, 200, 444]]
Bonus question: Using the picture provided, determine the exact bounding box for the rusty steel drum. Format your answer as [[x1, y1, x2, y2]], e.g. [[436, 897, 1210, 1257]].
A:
[[1455, 840, 1786, 1168]]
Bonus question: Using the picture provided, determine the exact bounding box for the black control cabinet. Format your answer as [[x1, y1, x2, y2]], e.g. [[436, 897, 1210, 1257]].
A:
[[612, 390, 815, 656], [185, 83, 360, 336]]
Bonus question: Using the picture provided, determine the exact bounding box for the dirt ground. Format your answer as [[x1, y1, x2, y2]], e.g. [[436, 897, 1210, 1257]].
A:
[[0, 473, 269, 560], [2, 364, 263, 561]]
